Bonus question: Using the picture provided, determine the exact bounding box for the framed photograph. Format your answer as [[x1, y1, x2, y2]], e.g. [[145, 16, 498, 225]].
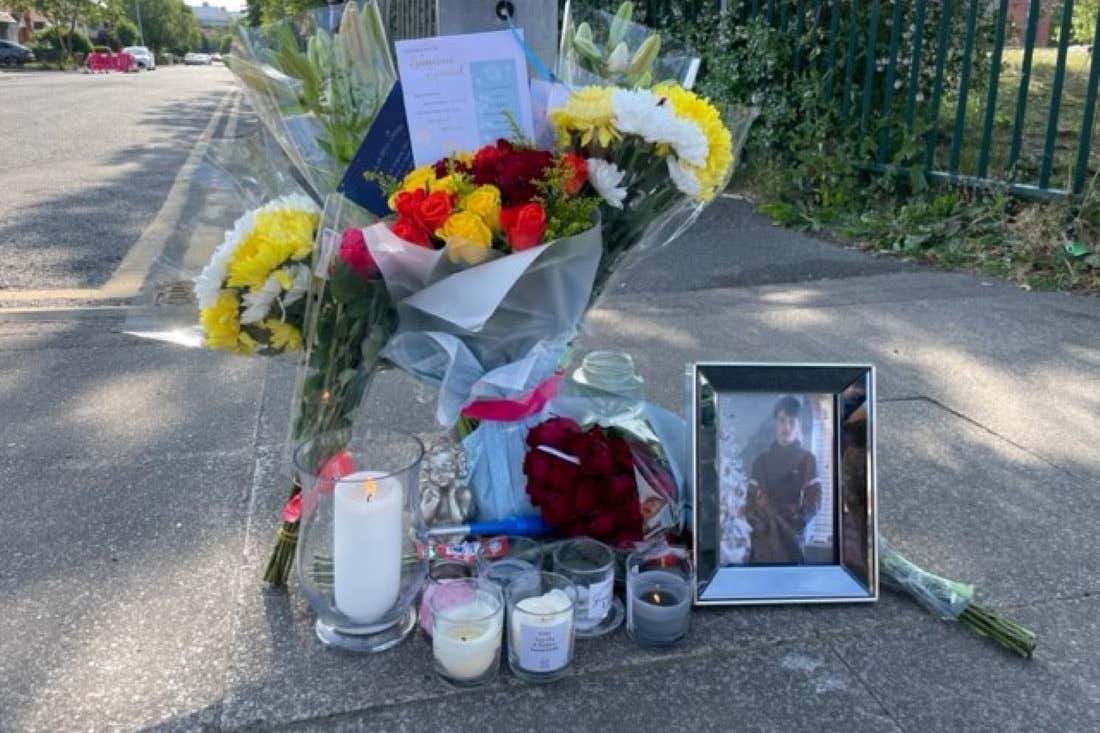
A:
[[690, 363, 877, 605]]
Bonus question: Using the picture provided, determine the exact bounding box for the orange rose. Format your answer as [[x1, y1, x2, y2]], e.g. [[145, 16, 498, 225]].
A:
[[561, 153, 587, 196], [391, 216, 432, 248], [392, 189, 428, 228]]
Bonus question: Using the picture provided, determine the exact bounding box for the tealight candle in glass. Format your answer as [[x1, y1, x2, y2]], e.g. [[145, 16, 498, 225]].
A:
[[476, 536, 543, 589], [431, 579, 504, 687], [506, 571, 577, 683], [626, 545, 693, 648], [552, 537, 623, 637]]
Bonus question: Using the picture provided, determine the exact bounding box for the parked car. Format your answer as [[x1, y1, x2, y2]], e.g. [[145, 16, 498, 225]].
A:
[[122, 45, 155, 70], [183, 52, 212, 65], [0, 40, 35, 67]]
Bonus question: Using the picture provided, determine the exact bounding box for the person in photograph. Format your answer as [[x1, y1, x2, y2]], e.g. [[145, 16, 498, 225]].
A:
[[746, 396, 822, 564]]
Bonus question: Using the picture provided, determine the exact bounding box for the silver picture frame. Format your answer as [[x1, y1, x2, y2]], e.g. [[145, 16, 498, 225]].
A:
[[690, 362, 878, 605]]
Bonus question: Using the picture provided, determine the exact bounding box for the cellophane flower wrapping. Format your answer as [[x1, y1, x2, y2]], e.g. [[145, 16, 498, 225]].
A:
[[122, 130, 320, 355], [228, 0, 396, 199], [360, 216, 603, 427], [462, 375, 686, 545], [879, 538, 974, 620], [558, 0, 701, 90]]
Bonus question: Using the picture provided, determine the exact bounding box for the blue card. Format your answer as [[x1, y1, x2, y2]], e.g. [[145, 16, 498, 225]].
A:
[[338, 82, 415, 217]]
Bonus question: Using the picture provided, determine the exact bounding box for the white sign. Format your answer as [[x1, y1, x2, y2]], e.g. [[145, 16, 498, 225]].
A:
[[395, 30, 535, 166]]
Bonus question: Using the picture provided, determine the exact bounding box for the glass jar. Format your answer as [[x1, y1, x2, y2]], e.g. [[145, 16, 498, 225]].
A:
[[625, 544, 693, 648], [506, 571, 577, 683], [431, 578, 504, 688], [552, 537, 623, 638], [476, 535, 544, 589], [419, 560, 474, 637], [294, 427, 427, 653]]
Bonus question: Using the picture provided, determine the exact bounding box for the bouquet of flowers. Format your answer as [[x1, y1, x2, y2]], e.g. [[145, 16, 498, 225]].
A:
[[550, 81, 755, 300], [522, 415, 681, 548], [558, 1, 701, 90], [355, 140, 605, 427], [193, 195, 319, 355], [880, 539, 1037, 658]]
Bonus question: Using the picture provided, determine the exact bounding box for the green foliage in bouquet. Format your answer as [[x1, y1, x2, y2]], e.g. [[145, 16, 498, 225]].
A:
[[270, 2, 395, 176]]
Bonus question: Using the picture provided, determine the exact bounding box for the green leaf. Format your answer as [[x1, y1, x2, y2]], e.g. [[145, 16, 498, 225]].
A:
[[1064, 240, 1091, 257]]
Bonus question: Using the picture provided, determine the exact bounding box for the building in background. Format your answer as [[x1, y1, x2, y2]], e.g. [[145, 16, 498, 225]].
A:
[[192, 2, 232, 30], [0, 8, 49, 44]]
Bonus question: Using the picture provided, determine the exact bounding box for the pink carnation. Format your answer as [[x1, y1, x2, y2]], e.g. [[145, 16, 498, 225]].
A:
[[338, 227, 376, 279]]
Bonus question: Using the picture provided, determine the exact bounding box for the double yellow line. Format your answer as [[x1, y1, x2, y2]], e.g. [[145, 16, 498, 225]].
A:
[[0, 89, 240, 307]]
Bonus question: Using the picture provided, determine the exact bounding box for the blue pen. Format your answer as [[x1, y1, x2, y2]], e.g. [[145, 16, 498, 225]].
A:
[[428, 515, 551, 538]]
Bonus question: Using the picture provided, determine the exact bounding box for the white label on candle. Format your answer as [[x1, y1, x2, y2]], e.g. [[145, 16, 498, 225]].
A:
[[585, 576, 614, 623], [516, 620, 570, 672]]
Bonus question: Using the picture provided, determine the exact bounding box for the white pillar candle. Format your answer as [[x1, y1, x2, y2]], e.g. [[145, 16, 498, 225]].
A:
[[432, 597, 503, 680], [333, 470, 403, 624]]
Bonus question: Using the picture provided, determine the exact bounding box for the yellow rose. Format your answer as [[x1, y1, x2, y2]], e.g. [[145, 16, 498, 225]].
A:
[[401, 165, 436, 192], [436, 211, 493, 266], [462, 185, 502, 231], [430, 174, 462, 195]]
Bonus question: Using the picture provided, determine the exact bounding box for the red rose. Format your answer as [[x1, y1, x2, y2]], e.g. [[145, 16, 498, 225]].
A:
[[561, 153, 588, 196], [573, 428, 614, 477], [612, 438, 635, 473], [586, 511, 618, 539], [496, 148, 554, 204], [392, 189, 428, 227], [433, 157, 470, 178], [391, 216, 432, 247], [418, 190, 454, 231], [337, 227, 376, 279], [501, 203, 547, 251], [471, 144, 503, 185], [526, 417, 582, 449], [607, 474, 636, 504]]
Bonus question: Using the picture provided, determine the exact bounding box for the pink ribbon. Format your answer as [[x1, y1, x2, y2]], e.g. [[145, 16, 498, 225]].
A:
[[460, 371, 564, 422], [280, 450, 357, 524]]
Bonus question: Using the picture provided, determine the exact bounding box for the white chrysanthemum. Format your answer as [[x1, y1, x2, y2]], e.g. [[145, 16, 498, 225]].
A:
[[193, 194, 319, 310], [586, 158, 628, 209], [240, 272, 281, 324], [612, 88, 709, 167], [611, 88, 661, 136], [667, 156, 702, 198], [282, 263, 311, 307]]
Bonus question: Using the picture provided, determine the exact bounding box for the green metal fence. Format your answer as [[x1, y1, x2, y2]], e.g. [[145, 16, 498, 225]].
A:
[[633, 0, 1100, 199]]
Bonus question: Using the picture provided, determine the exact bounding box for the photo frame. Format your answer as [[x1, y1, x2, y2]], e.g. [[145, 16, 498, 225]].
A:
[[690, 363, 878, 605]]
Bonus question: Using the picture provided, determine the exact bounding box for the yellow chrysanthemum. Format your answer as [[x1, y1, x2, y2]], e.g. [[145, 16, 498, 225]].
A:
[[461, 185, 502, 231], [654, 83, 733, 201], [549, 86, 618, 147], [199, 290, 253, 354], [225, 208, 318, 290], [264, 319, 303, 352]]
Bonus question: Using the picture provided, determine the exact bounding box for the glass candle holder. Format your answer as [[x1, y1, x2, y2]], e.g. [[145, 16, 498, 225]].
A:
[[294, 427, 427, 653], [419, 560, 474, 637], [626, 545, 693, 648], [476, 536, 544, 589], [431, 578, 504, 688], [506, 571, 577, 683], [552, 537, 623, 638]]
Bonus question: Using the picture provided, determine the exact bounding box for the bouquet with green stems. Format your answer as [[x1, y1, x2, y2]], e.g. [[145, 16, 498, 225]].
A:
[[880, 538, 1037, 658]]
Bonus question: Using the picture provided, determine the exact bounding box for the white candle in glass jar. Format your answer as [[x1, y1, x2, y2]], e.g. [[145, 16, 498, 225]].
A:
[[333, 470, 403, 624], [432, 597, 503, 680], [509, 589, 574, 673]]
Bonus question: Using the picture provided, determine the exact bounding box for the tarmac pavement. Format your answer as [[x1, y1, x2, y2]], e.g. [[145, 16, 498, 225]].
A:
[[0, 69, 1098, 732]]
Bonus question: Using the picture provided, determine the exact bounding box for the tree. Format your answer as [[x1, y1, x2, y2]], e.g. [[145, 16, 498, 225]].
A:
[[115, 17, 139, 47], [9, 0, 107, 66], [124, 0, 198, 54], [244, 0, 262, 27], [219, 33, 232, 54], [1073, 0, 1099, 43]]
